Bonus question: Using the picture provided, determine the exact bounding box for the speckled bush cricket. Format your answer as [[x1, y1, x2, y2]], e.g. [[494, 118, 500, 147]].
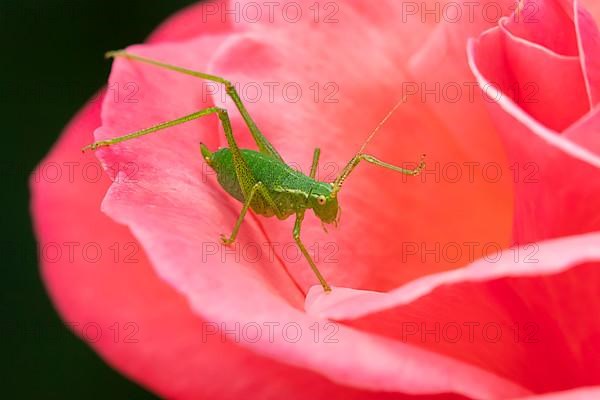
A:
[[83, 51, 426, 292]]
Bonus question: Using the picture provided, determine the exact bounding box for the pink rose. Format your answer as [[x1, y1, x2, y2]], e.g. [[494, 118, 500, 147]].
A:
[[31, 1, 600, 398]]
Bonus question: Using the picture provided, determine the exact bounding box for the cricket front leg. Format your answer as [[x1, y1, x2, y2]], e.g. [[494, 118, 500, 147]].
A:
[[293, 211, 331, 292], [332, 153, 426, 196]]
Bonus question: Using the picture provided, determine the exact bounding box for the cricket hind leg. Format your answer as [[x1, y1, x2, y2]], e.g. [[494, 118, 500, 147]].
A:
[[83, 100, 262, 210], [82, 107, 224, 151], [221, 180, 284, 245], [293, 211, 331, 292], [213, 107, 285, 244], [106, 50, 285, 162]]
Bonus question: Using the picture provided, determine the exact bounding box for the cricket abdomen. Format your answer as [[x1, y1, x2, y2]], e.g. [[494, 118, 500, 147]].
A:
[[207, 148, 317, 219]]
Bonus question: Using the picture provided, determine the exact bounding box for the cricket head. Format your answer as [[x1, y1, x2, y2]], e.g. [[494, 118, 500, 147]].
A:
[[309, 182, 341, 227]]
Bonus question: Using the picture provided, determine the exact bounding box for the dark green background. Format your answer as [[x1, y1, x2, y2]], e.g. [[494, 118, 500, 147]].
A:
[[2, 1, 197, 398]]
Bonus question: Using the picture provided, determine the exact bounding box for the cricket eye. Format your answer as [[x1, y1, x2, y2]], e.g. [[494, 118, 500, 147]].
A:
[[317, 195, 326, 205]]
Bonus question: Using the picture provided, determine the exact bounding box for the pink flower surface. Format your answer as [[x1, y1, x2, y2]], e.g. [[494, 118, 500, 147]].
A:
[[31, 1, 600, 399]]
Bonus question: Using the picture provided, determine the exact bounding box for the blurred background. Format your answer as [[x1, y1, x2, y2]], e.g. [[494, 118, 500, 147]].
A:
[[2, 1, 197, 397]]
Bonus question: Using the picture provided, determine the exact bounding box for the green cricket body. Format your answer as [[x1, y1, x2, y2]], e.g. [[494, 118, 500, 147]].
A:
[[204, 147, 339, 224], [83, 50, 426, 292]]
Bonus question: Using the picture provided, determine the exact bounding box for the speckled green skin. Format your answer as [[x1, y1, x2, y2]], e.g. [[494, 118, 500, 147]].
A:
[[208, 148, 339, 223]]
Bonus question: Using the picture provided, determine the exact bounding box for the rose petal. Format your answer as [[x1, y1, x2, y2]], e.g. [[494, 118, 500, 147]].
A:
[[468, 35, 600, 244], [505, 0, 600, 109], [565, 104, 600, 153], [504, 0, 579, 56], [517, 386, 600, 399], [406, 0, 516, 153], [306, 233, 600, 394], [574, 0, 600, 106], [471, 19, 589, 131], [148, 0, 234, 42], [580, 0, 600, 23]]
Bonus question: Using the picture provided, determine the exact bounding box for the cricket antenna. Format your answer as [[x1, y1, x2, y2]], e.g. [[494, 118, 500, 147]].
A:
[[331, 94, 420, 197], [357, 94, 408, 155]]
